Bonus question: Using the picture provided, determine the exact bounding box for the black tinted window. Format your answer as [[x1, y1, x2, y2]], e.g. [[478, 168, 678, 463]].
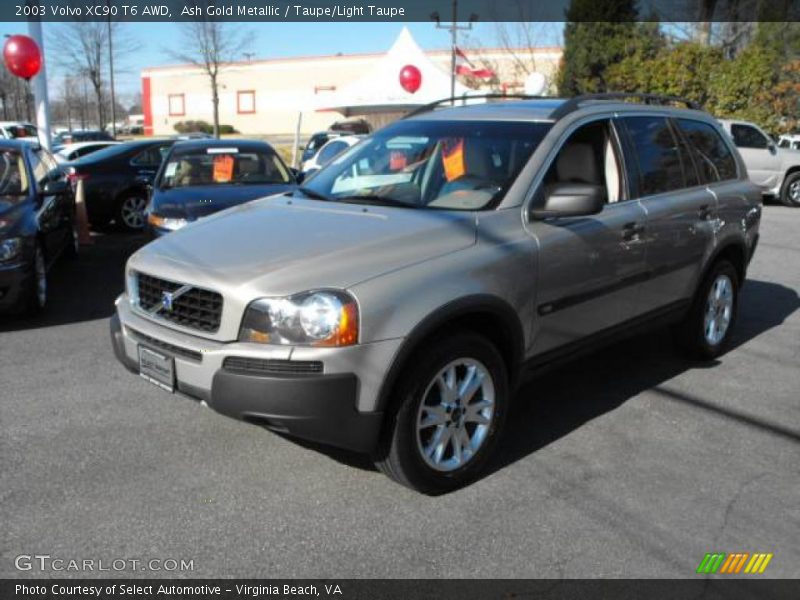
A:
[[674, 127, 699, 188], [132, 144, 169, 167], [730, 124, 769, 149], [623, 116, 685, 196], [676, 119, 738, 183]]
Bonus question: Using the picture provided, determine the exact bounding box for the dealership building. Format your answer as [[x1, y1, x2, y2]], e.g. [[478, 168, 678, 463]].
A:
[[141, 28, 562, 137]]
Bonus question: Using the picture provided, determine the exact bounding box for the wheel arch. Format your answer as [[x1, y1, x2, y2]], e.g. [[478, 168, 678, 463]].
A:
[[374, 295, 525, 419], [707, 240, 748, 287]]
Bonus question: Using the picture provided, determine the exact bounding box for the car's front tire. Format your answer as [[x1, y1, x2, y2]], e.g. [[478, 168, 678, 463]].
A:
[[780, 171, 800, 207], [374, 332, 508, 494], [675, 260, 739, 360]]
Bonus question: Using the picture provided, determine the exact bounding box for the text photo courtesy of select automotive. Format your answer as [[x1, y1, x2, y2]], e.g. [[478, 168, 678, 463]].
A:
[[1, 2, 799, 592]]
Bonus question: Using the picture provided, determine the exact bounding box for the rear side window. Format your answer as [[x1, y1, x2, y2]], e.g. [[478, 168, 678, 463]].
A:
[[317, 141, 348, 166], [730, 124, 770, 149], [676, 119, 738, 183], [622, 116, 685, 196], [132, 144, 170, 167]]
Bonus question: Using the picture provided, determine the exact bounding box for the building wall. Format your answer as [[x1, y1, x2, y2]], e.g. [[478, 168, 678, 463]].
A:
[[142, 47, 562, 137]]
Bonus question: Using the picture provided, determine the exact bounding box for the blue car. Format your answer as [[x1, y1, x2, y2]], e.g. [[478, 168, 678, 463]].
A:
[[146, 140, 297, 237], [0, 140, 77, 315]]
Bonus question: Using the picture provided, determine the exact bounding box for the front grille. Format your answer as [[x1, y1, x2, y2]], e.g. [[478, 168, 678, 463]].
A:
[[127, 327, 203, 362], [223, 356, 324, 376], [137, 273, 222, 333]]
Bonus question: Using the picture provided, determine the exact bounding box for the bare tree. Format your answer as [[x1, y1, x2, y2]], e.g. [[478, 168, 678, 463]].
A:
[[468, 2, 562, 93], [48, 22, 138, 131], [0, 69, 34, 122], [49, 22, 108, 129], [493, 21, 561, 84], [169, 20, 253, 138]]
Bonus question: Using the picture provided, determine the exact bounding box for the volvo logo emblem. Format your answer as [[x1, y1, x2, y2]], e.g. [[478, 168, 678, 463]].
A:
[[151, 284, 192, 315], [161, 291, 176, 312]]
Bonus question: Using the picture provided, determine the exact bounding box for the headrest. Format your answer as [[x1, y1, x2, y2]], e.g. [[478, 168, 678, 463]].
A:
[[556, 143, 599, 184]]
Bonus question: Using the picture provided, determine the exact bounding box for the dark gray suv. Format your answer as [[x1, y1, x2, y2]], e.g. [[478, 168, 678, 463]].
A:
[[111, 94, 762, 493]]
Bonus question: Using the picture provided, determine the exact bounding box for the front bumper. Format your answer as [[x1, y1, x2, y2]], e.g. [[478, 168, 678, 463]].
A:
[[110, 300, 400, 453]]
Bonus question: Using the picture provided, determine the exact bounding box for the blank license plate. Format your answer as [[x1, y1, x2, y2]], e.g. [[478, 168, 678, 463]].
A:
[[138, 346, 175, 393]]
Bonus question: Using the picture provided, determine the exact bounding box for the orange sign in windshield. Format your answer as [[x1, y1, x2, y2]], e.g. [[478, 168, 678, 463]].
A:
[[442, 138, 465, 182], [212, 154, 235, 183]]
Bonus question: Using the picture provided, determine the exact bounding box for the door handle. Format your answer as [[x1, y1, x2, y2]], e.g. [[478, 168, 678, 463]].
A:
[[697, 204, 713, 220], [622, 222, 645, 241]]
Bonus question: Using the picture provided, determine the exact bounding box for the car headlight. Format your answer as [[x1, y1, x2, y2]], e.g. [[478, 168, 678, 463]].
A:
[[0, 237, 22, 262], [147, 213, 189, 231], [239, 290, 359, 347]]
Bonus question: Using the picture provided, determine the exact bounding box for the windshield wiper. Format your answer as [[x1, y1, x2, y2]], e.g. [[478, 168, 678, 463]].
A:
[[294, 186, 332, 201], [334, 195, 414, 208]]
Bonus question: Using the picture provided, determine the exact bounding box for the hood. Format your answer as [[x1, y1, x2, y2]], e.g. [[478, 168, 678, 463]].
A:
[[152, 184, 296, 219], [129, 195, 476, 298]]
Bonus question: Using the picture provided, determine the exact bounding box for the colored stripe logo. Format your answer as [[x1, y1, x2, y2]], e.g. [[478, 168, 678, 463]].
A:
[[697, 552, 773, 574]]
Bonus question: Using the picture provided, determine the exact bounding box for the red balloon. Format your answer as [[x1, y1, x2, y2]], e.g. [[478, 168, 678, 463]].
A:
[[399, 65, 422, 94], [3, 35, 42, 80]]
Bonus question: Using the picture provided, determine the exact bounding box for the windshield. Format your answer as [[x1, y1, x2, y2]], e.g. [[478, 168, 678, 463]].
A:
[[300, 119, 551, 210], [159, 147, 291, 189], [0, 150, 29, 198]]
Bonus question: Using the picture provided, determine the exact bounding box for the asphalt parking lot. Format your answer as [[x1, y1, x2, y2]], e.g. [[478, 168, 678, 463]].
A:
[[1, 207, 798, 579]]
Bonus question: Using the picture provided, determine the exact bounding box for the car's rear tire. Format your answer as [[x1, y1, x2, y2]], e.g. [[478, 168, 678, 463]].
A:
[[780, 172, 800, 207], [675, 260, 739, 360], [13, 241, 47, 316], [64, 222, 79, 260], [117, 193, 147, 231], [373, 332, 508, 494]]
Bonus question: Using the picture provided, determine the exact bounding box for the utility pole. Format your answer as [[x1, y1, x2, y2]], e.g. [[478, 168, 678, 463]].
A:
[[107, 1, 117, 136], [27, 18, 52, 150], [431, 0, 478, 100]]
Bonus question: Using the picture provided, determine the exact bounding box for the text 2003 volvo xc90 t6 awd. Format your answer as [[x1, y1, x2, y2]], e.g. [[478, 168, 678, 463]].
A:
[[111, 94, 761, 493]]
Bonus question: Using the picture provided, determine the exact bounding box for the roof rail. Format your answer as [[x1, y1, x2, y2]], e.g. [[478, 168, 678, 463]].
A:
[[550, 93, 702, 120], [402, 94, 553, 120]]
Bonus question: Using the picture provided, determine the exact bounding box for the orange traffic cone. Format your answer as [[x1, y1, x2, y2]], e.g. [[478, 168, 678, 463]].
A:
[[75, 178, 94, 246]]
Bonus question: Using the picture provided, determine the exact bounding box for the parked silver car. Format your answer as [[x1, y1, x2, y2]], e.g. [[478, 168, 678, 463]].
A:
[[111, 94, 762, 493], [719, 119, 800, 207]]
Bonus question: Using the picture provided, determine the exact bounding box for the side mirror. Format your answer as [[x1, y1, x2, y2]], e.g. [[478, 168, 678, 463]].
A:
[[42, 180, 69, 196], [768, 142, 777, 154], [531, 183, 605, 220]]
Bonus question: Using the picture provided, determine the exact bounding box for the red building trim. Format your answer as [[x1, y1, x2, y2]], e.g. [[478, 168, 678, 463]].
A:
[[142, 76, 153, 136]]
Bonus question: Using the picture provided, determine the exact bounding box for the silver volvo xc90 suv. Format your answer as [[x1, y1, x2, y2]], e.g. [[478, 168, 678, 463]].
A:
[[111, 94, 761, 493]]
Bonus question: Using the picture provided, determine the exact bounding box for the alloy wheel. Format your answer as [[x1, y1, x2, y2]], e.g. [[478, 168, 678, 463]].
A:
[[704, 274, 733, 346], [120, 196, 146, 230], [415, 359, 496, 472], [789, 180, 800, 203]]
